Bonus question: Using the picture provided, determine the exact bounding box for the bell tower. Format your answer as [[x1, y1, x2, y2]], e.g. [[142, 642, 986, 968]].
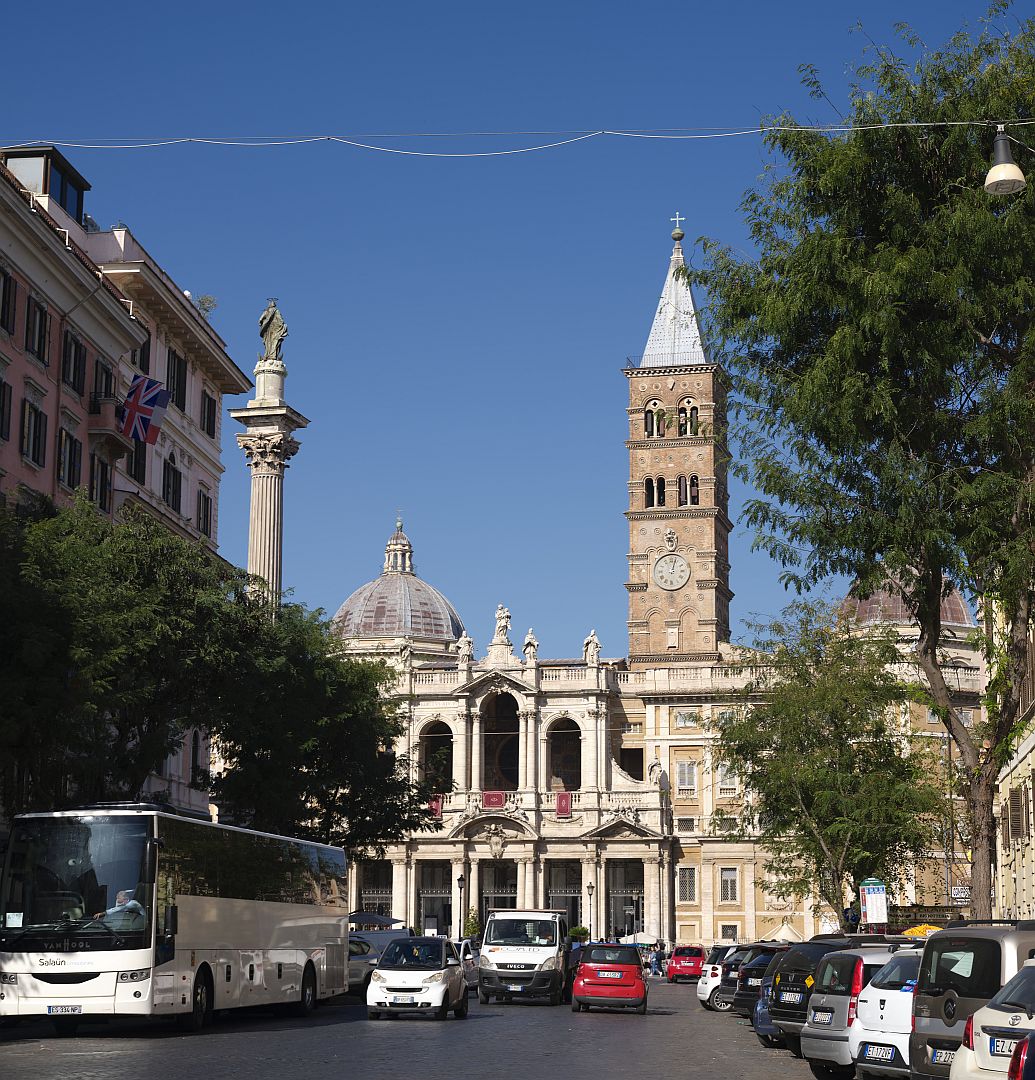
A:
[[624, 220, 732, 667]]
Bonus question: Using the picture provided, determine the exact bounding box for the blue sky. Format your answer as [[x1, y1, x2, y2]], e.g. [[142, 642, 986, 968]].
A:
[[6, 1, 988, 658]]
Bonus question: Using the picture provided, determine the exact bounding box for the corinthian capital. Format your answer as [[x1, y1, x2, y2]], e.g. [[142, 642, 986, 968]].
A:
[[237, 431, 300, 473]]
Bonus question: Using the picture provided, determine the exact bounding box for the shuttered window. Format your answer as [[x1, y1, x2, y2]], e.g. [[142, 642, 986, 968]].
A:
[[678, 867, 697, 903]]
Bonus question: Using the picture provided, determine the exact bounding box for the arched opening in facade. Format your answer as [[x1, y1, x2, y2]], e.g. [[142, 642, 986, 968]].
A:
[[357, 859, 392, 916], [418, 860, 452, 936], [689, 475, 700, 505], [678, 475, 688, 506], [418, 720, 454, 791], [656, 476, 666, 506], [643, 477, 655, 508], [606, 860, 645, 939], [482, 692, 519, 791], [545, 860, 583, 927], [547, 718, 582, 791], [479, 859, 518, 923]]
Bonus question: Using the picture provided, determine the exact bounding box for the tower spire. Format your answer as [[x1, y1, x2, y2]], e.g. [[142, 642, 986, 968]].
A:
[[639, 216, 708, 368]]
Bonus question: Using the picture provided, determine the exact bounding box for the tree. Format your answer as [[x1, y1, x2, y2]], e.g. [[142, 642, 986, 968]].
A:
[[715, 602, 944, 932], [686, 5, 1035, 918], [208, 602, 441, 851], [463, 908, 482, 940]]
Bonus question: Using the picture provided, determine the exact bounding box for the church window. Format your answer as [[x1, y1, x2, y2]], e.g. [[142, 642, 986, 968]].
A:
[[678, 475, 688, 506], [655, 407, 666, 437], [689, 406, 699, 435], [689, 475, 700, 505], [643, 409, 654, 438], [656, 477, 666, 506], [677, 407, 687, 436], [644, 477, 655, 508]]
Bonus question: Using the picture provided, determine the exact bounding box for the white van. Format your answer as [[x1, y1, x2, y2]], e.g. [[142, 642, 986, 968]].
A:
[[477, 909, 573, 1005]]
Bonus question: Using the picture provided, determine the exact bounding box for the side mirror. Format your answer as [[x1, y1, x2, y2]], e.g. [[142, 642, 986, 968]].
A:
[[447, 957, 460, 967], [164, 904, 178, 939]]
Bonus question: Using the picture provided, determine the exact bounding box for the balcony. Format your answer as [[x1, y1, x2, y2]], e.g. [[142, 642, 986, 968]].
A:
[[88, 393, 132, 458]]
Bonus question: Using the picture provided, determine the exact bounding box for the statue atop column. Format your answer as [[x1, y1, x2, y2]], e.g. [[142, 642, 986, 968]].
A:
[[259, 298, 288, 363]]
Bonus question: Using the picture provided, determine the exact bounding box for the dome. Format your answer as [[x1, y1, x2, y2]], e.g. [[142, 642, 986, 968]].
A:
[[842, 579, 975, 630], [332, 521, 465, 644]]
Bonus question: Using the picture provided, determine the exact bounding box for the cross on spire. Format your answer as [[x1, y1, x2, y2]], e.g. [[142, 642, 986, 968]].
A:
[[670, 212, 685, 231]]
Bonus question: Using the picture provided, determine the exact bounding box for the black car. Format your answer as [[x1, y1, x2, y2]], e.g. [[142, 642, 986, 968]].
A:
[[715, 941, 783, 1011], [769, 935, 899, 1057], [732, 945, 789, 1017]]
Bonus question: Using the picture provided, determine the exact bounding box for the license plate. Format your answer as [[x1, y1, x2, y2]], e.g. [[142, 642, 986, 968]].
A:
[[597, 971, 622, 979], [864, 1045, 895, 1062], [931, 1049, 956, 1065], [780, 990, 803, 1004], [748, 978, 762, 986], [992, 1038, 1018, 1058], [391, 995, 415, 1004], [812, 1009, 833, 1025], [47, 1005, 82, 1015], [507, 984, 523, 992]]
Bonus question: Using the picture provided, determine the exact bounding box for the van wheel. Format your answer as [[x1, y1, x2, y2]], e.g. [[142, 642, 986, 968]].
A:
[[549, 983, 562, 1006], [478, 986, 490, 1005]]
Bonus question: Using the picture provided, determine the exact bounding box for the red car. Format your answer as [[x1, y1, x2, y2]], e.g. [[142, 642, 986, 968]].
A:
[[571, 944, 648, 1014], [667, 945, 705, 983]]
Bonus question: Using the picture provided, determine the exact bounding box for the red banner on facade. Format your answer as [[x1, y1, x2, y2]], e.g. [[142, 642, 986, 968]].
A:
[[556, 791, 572, 818], [482, 790, 505, 810], [429, 794, 443, 819]]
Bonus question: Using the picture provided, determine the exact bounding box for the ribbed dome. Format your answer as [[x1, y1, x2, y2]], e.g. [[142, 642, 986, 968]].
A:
[[332, 521, 465, 644], [842, 580, 975, 630]]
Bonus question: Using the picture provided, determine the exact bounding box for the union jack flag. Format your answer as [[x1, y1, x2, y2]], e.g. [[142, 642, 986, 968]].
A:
[[119, 375, 170, 445]]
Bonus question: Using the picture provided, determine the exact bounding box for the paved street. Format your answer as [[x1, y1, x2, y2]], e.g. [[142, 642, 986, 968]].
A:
[[0, 980, 814, 1080]]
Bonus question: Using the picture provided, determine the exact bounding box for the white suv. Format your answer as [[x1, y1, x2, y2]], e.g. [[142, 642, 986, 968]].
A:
[[851, 947, 923, 1077]]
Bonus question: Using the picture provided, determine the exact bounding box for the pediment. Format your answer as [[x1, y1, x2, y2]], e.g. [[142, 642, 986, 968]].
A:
[[457, 668, 531, 696], [581, 815, 663, 841]]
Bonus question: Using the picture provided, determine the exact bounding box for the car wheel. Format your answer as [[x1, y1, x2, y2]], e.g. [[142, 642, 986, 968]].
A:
[[756, 1033, 782, 1049], [637, 998, 648, 1015], [785, 1034, 803, 1058], [808, 1063, 854, 1080], [710, 989, 733, 1013], [367, 1009, 380, 1020], [571, 997, 581, 1013], [667, 975, 675, 983], [434, 997, 449, 1021], [454, 990, 469, 1019], [699, 993, 714, 1011]]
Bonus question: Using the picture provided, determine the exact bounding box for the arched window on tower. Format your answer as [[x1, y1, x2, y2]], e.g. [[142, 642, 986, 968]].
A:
[[643, 409, 654, 438], [678, 408, 688, 436], [655, 408, 666, 438], [689, 475, 700, 505], [689, 406, 699, 436], [644, 477, 655, 508], [657, 477, 666, 506], [678, 475, 688, 506]]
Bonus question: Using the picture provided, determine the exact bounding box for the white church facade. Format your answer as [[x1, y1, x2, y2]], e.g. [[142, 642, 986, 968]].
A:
[[331, 227, 823, 946]]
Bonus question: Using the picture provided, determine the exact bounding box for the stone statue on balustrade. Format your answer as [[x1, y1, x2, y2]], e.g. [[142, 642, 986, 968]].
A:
[[456, 631, 474, 665], [583, 629, 601, 666], [493, 603, 512, 645], [522, 628, 538, 663]]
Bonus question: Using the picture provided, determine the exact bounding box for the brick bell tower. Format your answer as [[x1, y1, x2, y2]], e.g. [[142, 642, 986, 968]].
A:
[[624, 218, 733, 667]]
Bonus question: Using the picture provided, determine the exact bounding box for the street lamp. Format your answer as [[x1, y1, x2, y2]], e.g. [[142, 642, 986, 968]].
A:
[[456, 873, 465, 941], [586, 881, 595, 942], [985, 125, 1026, 195]]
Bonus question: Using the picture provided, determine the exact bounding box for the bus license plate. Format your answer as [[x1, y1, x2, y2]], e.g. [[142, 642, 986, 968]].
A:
[[931, 1050, 956, 1065], [992, 1038, 1018, 1057], [780, 990, 803, 1004], [47, 1006, 82, 1014], [864, 1045, 895, 1062]]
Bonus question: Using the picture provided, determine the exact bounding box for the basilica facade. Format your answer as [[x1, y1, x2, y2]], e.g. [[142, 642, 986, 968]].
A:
[[331, 227, 824, 947]]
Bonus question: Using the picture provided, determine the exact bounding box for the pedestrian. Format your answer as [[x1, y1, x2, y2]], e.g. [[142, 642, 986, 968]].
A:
[[650, 942, 662, 977]]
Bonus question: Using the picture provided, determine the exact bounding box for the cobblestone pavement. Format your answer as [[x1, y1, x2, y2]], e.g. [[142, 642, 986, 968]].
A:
[[0, 978, 815, 1080]]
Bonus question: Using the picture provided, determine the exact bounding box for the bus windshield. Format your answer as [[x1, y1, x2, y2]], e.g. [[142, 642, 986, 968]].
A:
[[0, 815, 152, 951]]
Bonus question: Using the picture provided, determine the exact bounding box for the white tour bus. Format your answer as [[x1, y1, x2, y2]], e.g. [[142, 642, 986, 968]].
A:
[[0, 804, 349, 1034]]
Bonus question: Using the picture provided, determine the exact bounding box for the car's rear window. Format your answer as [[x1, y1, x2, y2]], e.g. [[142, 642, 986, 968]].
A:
[[990, 965, 1035, 1013], [675, 947, 703, 958], [582, 946, 640, 966], [707, 946, 729, 964], [816, 955, 861, 995], [870, 952, 921, 991], [918, 938, 1002, 1001], [779, 942, 841, 974]]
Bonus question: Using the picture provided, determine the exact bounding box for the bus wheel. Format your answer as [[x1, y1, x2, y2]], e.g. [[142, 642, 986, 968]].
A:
[[179, 969, 212, 1032], [293, 965, 317, 1018], [52, 1018, 80, 1037]]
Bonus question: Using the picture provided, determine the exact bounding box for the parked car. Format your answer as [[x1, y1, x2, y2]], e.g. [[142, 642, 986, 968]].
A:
[[352, 928, 415, 961], [715, 945, 754, 1010], [949, 957, 1035, 1079], [733, 945, 790, 1017], [668, 945, 705, 983], [801, 945, 918, 1079], [753, 956, 786, 1049], [349, 937, 379, 994], [571, 943, 648, 1014], [697, 944, 740, 1011], [366, 937, 469, 1020], [851, 946, 922, 1078], [1006, 1035, 1035, 1080], [911, 922, 1035, 1080], [771, 936, 900, 1058]]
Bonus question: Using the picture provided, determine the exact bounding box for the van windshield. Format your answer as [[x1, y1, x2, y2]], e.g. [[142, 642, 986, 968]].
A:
[[918, 938, 1001, 1001], [870, 952, 921, 991], [485, 918, 556, 946]]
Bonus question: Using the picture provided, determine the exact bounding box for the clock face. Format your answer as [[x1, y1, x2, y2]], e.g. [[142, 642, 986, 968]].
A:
[[653, 553, 690, 590]]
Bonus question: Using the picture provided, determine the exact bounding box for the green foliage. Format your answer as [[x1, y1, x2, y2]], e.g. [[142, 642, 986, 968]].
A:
[[569, 925, 590, 942], [684, 6, 1035, 916], [0, 496, 437, 850], [716, 601, 944, 929], [463, 908, 482, 940]]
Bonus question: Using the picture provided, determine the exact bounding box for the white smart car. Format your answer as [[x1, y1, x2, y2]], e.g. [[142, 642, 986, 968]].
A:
[[851, 947, 923, 1077], [697, 943, 738, 1011], [366, 937, 469, 1020], [950, 959, 1035, 1080]]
